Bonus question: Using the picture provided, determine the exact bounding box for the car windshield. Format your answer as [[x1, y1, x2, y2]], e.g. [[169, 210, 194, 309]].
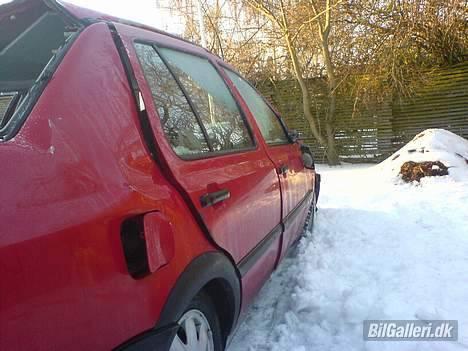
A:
[[0, 1, 78, 130]]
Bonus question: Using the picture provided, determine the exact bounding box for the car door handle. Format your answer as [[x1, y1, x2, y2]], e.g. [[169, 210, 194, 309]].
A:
[[200, 189, 231, 208], [277, 164, 289, 176]]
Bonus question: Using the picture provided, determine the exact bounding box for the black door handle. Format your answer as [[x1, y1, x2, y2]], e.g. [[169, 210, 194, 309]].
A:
[[200, 189, 231, 208], [278, 164, 289, 175]]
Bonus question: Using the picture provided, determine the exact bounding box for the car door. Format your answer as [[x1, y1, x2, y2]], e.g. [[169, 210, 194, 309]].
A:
[[224, 68, 315, 260], [117, 26, 282, 270]]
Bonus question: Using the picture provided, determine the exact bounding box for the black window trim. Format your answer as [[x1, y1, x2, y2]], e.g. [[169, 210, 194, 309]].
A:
[[220, 63, 294, 147], [139, 42, 214, 153], [133, 39, 259, 161]]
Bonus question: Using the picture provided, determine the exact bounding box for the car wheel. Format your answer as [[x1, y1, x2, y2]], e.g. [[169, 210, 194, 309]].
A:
[[169, 293, 224, 351], [304, 194, 317, 234]]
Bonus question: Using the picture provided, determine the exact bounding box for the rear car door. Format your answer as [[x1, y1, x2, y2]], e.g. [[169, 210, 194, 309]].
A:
[[118, 26, 282, 267], [224, 69, 315, 258]]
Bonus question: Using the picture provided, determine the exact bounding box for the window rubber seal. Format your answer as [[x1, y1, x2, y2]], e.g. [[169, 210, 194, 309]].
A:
[[133, 38, 259, 161]]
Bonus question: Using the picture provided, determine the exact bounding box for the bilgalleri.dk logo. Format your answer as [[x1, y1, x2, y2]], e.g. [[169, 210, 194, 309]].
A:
[[363, 320, 458, 341]]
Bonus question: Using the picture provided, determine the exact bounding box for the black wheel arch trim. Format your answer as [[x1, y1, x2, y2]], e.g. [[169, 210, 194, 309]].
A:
[[157, 251, 241, 328], [114, 324, 179, 351], [114, 251, 241, 351], [158, 251, 241, 350]]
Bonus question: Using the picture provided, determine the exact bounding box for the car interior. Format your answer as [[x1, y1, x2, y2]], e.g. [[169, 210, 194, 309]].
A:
[[0, 1, 76, 128]]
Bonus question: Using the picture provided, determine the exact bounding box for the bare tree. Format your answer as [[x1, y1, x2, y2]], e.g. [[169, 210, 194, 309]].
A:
[[246, 0, 342, 164], [163, 0, 467, 165]]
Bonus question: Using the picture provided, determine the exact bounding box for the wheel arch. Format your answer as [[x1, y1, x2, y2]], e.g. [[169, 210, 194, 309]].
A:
[[156, 251, 241, 343]]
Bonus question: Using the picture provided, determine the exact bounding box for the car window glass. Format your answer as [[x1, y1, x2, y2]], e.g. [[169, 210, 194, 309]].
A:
[[225, 69, 289, 145], [158, 48, 254, 152], [134, 43, 210, 156]]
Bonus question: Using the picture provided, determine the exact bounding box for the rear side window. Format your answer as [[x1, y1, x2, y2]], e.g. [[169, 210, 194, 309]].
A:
[[225, 70, 289, 145], [158, 48, 254, 152], [134, 43, 210, 156]]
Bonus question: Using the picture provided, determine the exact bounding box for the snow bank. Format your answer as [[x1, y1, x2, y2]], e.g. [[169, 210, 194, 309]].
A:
[[228, 130, 468, 351], [229, 164, 468, 351], [377, 129, 468, 181]]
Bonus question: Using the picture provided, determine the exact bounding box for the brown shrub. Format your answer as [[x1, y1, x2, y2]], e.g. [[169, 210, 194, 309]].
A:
[[400, 161, 449, 182]]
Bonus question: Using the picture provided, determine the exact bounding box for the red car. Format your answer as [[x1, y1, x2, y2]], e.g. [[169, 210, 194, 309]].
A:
[[0, 1, 320, 350]]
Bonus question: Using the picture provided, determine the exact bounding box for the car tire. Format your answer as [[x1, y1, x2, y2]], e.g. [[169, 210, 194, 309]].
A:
[[169, 292, 224, 351]]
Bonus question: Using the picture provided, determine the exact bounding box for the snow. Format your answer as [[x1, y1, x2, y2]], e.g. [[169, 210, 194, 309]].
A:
[[229, 130, 468, 351], [377, 129, 468, 182]]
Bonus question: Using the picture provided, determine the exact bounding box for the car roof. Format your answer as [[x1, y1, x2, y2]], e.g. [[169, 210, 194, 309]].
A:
[[0, 0, 240, 73]]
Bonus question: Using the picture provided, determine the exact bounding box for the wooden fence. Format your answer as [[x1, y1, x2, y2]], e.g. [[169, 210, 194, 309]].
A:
[[257, 62, 468, 163]]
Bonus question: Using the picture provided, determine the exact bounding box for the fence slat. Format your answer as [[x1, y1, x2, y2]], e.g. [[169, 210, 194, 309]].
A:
[[257, 62, 468, 163]]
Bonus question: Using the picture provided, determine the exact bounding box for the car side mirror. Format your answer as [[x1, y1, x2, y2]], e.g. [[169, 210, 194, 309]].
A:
[[288, 130, 303, 143], [302, 153, 315, 170], [301, 145, 315, 170]]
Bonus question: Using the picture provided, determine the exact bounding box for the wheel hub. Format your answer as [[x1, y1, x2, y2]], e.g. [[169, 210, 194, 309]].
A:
[[169, 309, 214, 351]]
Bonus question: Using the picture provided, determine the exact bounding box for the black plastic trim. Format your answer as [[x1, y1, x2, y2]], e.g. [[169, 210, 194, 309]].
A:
[[200, 189, 231, 208], [237, 190, 314, 277], [116, 253, 241, 350], [283, 190, 314, 229], [221, 65, 293, 145], [210, 56, 258, 149], [146, 43, 214, 152], [108, 23, 159, 162], [114, 324, 179, 351], [315, 173, 321, 203], [238, 223, 282, 277], [157, 252, 241, 333]]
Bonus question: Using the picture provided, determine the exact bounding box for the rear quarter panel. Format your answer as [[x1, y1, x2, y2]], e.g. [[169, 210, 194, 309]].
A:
[[0, 23, 214, 351]]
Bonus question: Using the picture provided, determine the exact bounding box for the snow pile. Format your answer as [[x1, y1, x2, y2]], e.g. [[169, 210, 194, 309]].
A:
[[229, 164, 468, 351], [378, 129, 468, 181]]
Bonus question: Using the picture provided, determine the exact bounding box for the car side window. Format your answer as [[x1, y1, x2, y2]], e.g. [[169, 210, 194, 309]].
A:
[[158, 47, 254, 152], [134, 43, 210, 156], [225, 69, 289, 145]]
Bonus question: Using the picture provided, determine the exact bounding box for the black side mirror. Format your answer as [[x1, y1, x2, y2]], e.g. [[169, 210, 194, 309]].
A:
[[301, 144, 315, 170], [288, 130, 303, 143]]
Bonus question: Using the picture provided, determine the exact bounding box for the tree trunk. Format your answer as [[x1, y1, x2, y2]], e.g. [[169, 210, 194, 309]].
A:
[[321, 30, 340, 165], [284, 32, 326, 147], [253, 0, 340, 165], [325, 121, 340, 165]]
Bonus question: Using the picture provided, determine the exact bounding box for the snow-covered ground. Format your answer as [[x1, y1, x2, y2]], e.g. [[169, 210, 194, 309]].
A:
[[229, 130, 468, 351]]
